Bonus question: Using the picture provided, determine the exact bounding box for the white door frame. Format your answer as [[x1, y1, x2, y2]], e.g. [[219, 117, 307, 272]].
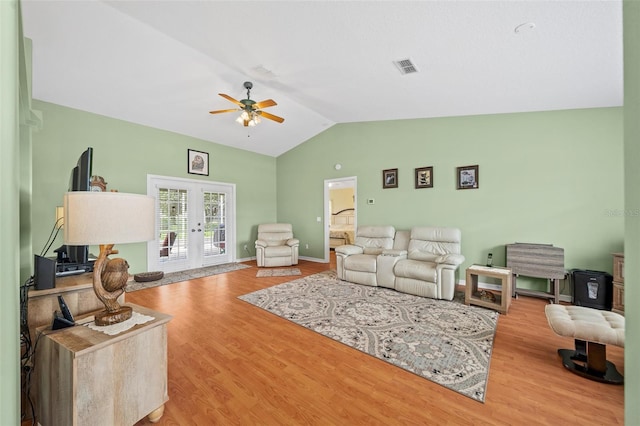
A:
[[324, 176, 357, 262], [147, 174, 236, 272]]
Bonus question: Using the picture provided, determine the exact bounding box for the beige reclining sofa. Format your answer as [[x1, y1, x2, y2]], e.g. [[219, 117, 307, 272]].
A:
[[335, 225, 465, 300]]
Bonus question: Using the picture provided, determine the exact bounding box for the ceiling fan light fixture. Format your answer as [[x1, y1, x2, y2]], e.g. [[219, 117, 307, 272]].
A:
[[211, 81, 284, 128]]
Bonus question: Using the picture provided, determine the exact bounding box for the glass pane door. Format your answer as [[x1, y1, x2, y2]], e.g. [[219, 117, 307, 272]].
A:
[[148, 176, 235, 273], [202, 191, 227, 265]]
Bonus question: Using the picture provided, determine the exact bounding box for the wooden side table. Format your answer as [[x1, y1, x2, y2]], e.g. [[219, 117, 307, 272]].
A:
[[465, 265, 512, 314], [36, 303, 171, 425]]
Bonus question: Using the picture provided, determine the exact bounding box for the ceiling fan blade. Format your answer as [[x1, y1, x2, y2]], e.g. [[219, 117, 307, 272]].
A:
[[209, 108, 238, 114], [218, 93, 243, 106], [254, 99, 277, 109], [259, 111, 285, 123]]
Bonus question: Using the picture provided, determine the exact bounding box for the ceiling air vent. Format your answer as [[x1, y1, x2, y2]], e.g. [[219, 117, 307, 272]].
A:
[[394, 58, 418, 75]]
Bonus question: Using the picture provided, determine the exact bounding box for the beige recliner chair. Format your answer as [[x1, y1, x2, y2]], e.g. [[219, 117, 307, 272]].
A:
[[394, 227, 465, 300], [335, 225, 400, 286], [255, 223, 299, 267]]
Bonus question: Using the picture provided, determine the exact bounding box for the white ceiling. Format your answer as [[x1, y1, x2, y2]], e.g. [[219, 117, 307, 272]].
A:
[[21, 0, 623, 157]]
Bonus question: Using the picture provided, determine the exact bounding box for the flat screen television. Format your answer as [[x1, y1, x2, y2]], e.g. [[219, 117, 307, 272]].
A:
[[65, 147, 93, 264]]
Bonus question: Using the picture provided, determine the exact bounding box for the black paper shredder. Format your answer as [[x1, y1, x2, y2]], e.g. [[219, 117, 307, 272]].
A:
[[571, 269, 613, 310]]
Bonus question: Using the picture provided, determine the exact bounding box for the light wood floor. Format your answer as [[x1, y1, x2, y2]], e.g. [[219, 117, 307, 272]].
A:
[[127, 254, 624, 425]]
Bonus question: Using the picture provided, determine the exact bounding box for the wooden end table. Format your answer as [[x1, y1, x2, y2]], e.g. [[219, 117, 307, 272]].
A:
[[465, 265, 512, 314], [36, 304, 171, 425]]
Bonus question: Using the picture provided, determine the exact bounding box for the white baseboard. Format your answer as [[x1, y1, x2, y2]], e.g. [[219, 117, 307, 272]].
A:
[[298, 255, 326, 263], [235, 255, 326, 264]]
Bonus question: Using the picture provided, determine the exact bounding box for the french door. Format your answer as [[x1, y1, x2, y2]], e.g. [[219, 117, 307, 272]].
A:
[[147, 175, 235, 273]]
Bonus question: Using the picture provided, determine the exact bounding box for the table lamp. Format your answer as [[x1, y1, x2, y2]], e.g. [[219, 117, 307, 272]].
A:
[[63, 191, 155, 326]]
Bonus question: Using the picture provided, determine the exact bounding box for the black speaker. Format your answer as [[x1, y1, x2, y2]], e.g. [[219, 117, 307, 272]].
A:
[[34, 255, 56, 290], [571, 269, 612, 310]]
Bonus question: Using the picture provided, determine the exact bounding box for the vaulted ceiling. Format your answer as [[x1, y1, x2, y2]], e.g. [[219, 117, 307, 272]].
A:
[[22, 1, 623, 157]]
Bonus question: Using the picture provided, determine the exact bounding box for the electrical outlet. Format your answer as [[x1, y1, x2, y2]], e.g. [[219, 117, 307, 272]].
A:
[[243, 244, 248, 251], [305, 244, 309, 249]]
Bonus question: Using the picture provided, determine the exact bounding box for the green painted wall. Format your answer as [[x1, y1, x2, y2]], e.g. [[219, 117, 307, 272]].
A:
[[31, 101, 277, 273], [624, 1, 640, 423], [278, 109, 624, 293], [1, 1, 21, 422]]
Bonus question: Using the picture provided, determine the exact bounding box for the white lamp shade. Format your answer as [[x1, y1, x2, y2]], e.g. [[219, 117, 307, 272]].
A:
[[63, 192, 155, 245]]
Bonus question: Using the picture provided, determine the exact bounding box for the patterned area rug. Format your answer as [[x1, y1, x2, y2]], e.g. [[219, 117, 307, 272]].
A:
[[256, 268, 302, 278], [126, 262, 251, 292], [239, 271, 498, 402]]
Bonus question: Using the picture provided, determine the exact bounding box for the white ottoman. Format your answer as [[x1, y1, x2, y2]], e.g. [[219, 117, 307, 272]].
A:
[[545, 304, 624, 384]]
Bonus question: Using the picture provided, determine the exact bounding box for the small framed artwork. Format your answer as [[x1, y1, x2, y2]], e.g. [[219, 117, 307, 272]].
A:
[[188, 149, 209, 176], [382, 168, 398, 189], [415, 167, 433, 189], [457, 165, 479, 189]]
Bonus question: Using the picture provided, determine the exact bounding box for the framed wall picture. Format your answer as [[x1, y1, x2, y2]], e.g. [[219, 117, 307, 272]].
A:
[[457, 165, 479, 189], [415, 167, 433, 189], [188, 149, 209, 176], [382, 168, 398, 189]]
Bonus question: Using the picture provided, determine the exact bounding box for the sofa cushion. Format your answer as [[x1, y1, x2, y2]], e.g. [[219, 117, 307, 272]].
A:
[[264, 245, 295, 257], [394, 259, 437, 283], [353, 226, 395, 251], [344, 254, 377, 273], [363, 247, 384, 255], [393, 230, 411, 250], [407, 227, 462, 260], [407, 247, 440, 262]]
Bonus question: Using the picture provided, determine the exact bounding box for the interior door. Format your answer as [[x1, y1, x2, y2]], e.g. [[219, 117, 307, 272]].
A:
[[324, 177, 357, 262], [147, 175, 235, 273]]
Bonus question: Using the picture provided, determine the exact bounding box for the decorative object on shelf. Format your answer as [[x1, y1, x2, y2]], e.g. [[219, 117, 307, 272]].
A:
[[134, 271, 165, 283], [382, 168, 398, 189], [415, 166, 433, 188], [457, 164, 479, 189], [188, 149, 209, 176], [63, 191, 155, 325], [90, 175, 107, 192], [479, 290, 497, 303]]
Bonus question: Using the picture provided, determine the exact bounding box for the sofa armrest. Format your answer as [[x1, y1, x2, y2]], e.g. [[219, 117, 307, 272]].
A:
[[381, 249, 408, 257], [435, 253, 465, 267], [287, 238, 300, 247], [335, 245, 363, 256], [255, 239, 267, 248]]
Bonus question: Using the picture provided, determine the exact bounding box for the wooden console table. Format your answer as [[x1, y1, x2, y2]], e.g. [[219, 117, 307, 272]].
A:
[[36, 304, 171, 425], [465, 265, 512, 314]]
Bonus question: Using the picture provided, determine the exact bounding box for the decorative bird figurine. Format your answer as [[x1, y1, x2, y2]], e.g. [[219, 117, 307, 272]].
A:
[[92, 244, 133, 325]]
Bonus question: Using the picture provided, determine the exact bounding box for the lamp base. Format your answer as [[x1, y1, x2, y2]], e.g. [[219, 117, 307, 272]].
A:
[[95, 305, 133, 326]]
